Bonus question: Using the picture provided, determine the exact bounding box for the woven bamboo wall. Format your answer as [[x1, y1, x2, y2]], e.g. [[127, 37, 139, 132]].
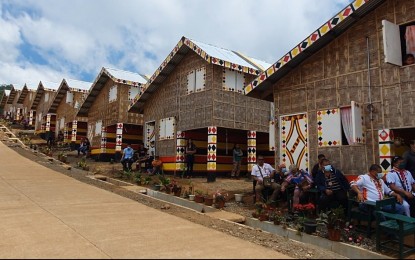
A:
[[272, 0, 415, 174], [21, 91, 35, 119], [34, 90, 56, 130], [55, 91, 87, 127]]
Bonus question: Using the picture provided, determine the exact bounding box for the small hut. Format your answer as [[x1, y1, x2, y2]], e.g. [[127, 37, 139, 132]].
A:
[[31, 81, 60, 138], [129, 36, 273, 178], [5, 84, 24, 121], [17, 82, 38, 128], [48, 79, 91, 145], [244, 0, 415, 176], [76, 67, 148, 160], [0, 90, 11, 117]]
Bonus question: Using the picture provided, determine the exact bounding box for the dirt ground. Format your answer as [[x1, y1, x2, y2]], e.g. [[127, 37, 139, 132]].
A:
[[0, 128, 351, 259]]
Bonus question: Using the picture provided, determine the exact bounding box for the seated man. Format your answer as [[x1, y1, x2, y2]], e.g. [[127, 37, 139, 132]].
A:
[[77, 137, 90, 157], [120, 143, 135, 171], [251, 155, 281, 203], [386, 156, 415, 217], [281, 164, 313, 205], [148, 155, 163, 175], [315, 158, 350, 212], [135, 142, 149, 172], [350, 164, 405, 216]]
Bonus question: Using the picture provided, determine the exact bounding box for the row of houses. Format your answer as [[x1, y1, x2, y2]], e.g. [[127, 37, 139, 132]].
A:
[[1, 0, 414, 178]]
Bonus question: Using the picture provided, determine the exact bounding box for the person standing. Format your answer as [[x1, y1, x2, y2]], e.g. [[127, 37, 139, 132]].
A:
[[230, 144, 243, 179], [386, 155, 415, 217], [120, 143, 135, 171], [185, 139, 197, 178], [311, 154, 325, 179], [350, 164, 405, 216], [315, 159, 350, 212], [403, 140, 415, 178]]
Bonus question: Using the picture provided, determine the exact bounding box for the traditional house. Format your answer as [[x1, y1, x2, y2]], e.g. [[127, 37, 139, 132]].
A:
[[76, 67, 148, 160], [244, 0, 415, 176], [31, 81, 60, 137], [128, 36, 273, 177], [0, 90, 11, 117], [47, 79, 91, 144], [17, 82, 38, 127], [5, 84, 24, 121]]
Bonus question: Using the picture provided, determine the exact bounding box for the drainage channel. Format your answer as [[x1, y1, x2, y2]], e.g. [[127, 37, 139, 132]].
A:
[[89, 175, 391, 259]]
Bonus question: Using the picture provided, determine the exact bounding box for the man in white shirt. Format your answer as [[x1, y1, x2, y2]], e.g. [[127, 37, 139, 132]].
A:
[[251, 155, 281, 203], [350, 164, 405, 215]]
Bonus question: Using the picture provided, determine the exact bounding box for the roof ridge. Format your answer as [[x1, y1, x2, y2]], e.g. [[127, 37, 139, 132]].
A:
[[232, 51, 265, 71]]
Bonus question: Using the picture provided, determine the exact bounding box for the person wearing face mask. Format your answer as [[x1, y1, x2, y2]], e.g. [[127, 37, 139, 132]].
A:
[[315, 159, 350, 213], [350, 164, 405, 216], [386, 156, 415, 217]]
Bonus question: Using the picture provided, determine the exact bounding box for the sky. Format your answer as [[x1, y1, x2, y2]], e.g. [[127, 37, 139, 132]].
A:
[[0, 0, 353, 86]]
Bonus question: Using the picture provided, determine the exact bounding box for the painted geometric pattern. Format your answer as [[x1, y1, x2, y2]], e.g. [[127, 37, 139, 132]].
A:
[[207, 126, 217, 171], [176, 131, 186, 170], [352, 101, 365, 144], [247, 131, 257, 171], [269, 120, 275, 151], [115, 123, 123, 152], [128, 36, 262, 110], [46, 114, 51, 131], [29, 110, 33, 126], [101, 127, 107, 153], [280, 113, 309, 172], [317, 109, 341, 147], [145, 122, 156, 156], [64, 127, 68, 143], [128, 86, 139, 101], [379, 129, 394, 173], [245, 0, 369, 95], [159, 117, 176, 140], [71, 120, 78, 142]]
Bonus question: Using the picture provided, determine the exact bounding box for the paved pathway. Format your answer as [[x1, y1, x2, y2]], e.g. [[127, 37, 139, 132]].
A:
[[0, 142, 289, 259]]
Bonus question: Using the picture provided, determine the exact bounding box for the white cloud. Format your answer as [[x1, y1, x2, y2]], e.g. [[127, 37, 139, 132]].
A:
[[0, 0, 353, 84]]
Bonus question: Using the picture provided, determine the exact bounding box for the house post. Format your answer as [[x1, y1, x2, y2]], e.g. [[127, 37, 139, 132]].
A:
[[247, 130, 257, 172], [207, 126, 217, 182]]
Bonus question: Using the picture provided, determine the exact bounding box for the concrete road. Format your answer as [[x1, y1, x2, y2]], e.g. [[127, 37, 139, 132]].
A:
[[0, 142, 289, 259]]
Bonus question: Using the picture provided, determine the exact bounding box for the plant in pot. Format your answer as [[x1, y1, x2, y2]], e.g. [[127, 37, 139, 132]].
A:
[[194, 190, 204, 203], [134, 173, 142, 185], [293, 203, 317, 234], [252, 202, 265, 218], [171, 180, 182, 197], [213, 190, 227, 209], [316, 206, 345, 241], [158, 175, 171, 193]]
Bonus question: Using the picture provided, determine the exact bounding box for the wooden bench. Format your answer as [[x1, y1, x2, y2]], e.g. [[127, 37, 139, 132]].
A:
[[376, 211, 415, 259]]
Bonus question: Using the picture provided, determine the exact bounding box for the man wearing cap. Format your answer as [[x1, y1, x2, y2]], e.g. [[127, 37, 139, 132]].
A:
[[386, 155, 415, 217], [251, 155, 281, 203]]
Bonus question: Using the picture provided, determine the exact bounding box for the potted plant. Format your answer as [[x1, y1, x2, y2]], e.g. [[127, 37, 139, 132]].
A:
[[213, 190, 227, 209], [293, 203, 317, 234], [194, 190, 204, 203], [171, 180, 182, 197], [316, 206, 345, 241]]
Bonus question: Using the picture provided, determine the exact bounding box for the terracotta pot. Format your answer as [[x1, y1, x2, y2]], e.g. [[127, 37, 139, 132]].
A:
[[328, 228, 341, 241], [252, 212, 259, 218], [273, 219, 281, 225], [194, 195, 204, 203], [204, 197, 214, 206], [258, 213, 269, 222], [215, 200, 225, 209]]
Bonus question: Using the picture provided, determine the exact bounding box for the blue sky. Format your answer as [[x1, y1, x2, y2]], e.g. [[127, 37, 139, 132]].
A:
[[0, 0, 353, 86]]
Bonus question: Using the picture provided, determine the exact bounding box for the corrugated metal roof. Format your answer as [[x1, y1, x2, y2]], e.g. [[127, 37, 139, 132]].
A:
[[105, 68, 148, 84], [128, 36, 271, 113], [245, 0, 386, 99], [4, 90, 11, 96], [64, 78, 92, 91], [40, 80, 60, 91]]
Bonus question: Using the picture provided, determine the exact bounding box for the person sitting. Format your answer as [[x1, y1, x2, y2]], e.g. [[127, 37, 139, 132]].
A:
[[148, 155, 163, 175], [273, 163, 288, 203], [77, 137, 90, 157], [350, 164, 405, 216], [251, 155, 281, 203], [386, 156, 415, 217], [315, 158, 350, 213], [120, 143, 135, 171], [135, 142, 149, 172], [281, 164, 313, 206]]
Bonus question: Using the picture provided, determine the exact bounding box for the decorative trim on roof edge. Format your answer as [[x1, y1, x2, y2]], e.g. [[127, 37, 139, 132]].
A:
[[244, 0, 369, 95]]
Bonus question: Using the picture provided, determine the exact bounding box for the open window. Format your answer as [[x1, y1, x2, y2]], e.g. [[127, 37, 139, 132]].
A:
[[159, 117, 175, 140], [317, 101, 365, 147], [223, 68, 245, 93], [383, 20, 415, 66], [186, 67, 206, 94]]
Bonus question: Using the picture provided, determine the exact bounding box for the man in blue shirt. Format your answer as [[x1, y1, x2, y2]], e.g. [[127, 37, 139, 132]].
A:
[[121, 144, 135, 171]]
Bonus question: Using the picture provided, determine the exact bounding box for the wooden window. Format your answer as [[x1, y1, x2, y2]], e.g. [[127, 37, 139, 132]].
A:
[[383, 20, 415, 66], [317, 101, 365, 147], [66, 92, 73, 104], [223, 68, 245, 93], [159, 117, 175, 140], [95, 120, 102, 136], [109, 85, 117, 103], [128, 86, 139, 101], [187, 67, 205, 94]]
